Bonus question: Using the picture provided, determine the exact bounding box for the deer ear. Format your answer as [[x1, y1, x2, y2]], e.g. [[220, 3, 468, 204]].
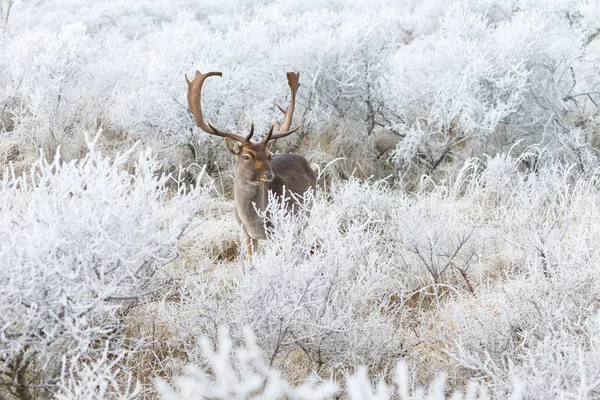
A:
[[224, 138, 242, 155]]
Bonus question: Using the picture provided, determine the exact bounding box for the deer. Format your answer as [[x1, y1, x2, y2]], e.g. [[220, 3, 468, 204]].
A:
[[185, 70, 317, 260]]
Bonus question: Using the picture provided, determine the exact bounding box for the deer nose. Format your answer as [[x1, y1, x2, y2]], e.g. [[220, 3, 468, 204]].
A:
[[264, 172, 274, 181]]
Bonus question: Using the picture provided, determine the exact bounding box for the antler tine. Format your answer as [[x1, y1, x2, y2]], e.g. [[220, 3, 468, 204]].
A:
[[186, 70, 251, 144], [263, 122, 275, 143], [266, 125, 301, 142], [276, 72, 299, 132], [246, 122, 255, 142], [267, 72, 301, 142]]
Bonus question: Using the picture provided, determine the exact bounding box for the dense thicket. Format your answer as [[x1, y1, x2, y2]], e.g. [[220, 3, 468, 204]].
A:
[[1, 0, 599, 398]]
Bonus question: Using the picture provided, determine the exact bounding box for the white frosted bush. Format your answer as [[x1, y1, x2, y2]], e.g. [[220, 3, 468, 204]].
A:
[[158, 328, 523, 400], [163, 178, 504, 378], [0, 1, 405, 179], [234, 188, 399, 370], [0, 23, 127, 173], [56, 342, 140, 400], [156, 327, 339, 400], [388, 3, 600, 181], [104, 155, 599, 397], [2, 0, 599, 183], [439, 161, 600, 398], [165, 184, 403, 374], [0, 137, 206, 398], [2, 1, 600, 398]]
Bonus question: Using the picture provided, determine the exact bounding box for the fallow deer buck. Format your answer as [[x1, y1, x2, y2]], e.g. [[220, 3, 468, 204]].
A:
[[185, 70, 316, 260]]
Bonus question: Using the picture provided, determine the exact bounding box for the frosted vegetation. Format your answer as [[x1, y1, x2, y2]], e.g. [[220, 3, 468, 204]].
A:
[[1, 0, 600, 398]]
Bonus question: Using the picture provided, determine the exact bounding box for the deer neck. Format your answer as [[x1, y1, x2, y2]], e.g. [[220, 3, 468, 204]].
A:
[[234, 180, 268, 240]]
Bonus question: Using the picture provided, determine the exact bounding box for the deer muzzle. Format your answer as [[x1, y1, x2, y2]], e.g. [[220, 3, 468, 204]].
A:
[[260, 172, 274, 182]]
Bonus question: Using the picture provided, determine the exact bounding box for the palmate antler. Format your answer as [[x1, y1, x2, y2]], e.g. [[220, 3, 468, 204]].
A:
[[186, 70, 301, 144], [185, 70, 254, 144], [263, 72, 301, 143]]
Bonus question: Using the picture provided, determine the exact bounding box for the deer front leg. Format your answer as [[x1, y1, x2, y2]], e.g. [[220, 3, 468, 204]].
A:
[[243, 227, 259, 262]]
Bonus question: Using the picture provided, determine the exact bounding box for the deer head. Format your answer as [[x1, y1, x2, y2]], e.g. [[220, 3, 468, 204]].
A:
[[185, 70, 301, 185]]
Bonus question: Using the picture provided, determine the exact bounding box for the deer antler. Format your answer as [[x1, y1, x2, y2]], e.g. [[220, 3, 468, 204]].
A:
[[186, 70, 253, 144], [263, 72, 301, 143]]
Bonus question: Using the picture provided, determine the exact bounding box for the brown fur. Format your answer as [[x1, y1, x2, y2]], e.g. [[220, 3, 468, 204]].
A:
[[267, 154, 317, 200], [226, 140, 316, 259]]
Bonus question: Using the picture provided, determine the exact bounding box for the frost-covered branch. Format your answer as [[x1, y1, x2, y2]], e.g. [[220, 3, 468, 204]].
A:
[[158, 328, 522, 400], [0, 139, 207, 398]]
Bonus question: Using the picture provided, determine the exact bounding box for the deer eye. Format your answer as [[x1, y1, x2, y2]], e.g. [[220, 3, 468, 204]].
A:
[[242, 155, 251, 160]]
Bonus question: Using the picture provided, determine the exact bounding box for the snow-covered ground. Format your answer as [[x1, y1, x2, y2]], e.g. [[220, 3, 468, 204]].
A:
[[1, 0, 600, 398]]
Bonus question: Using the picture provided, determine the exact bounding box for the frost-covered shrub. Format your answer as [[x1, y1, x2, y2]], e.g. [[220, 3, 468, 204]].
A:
[[121, 154, 600, 396], [231, 189, 400, 371], [0, 0, 408, 181], [0, 23, 121, 172], [154, 178, 508, 383], [156, 328, 339, 400], [56, 342, 140, 400], [438, 162, 600, 398], [160, 185, 404, 375], [387, 3, 600, 183], [105, 4, 408, 180], [158, 328, 523, 400], [3, 1, 600, 397], [0, 138, 205, 398], [0, 0, 13, 25], [2, 0, 599, 185]]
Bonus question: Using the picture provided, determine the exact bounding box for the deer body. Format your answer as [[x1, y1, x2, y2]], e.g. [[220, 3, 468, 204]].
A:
[[233, 153, 317, 241], [185, 70, 315, 259]]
